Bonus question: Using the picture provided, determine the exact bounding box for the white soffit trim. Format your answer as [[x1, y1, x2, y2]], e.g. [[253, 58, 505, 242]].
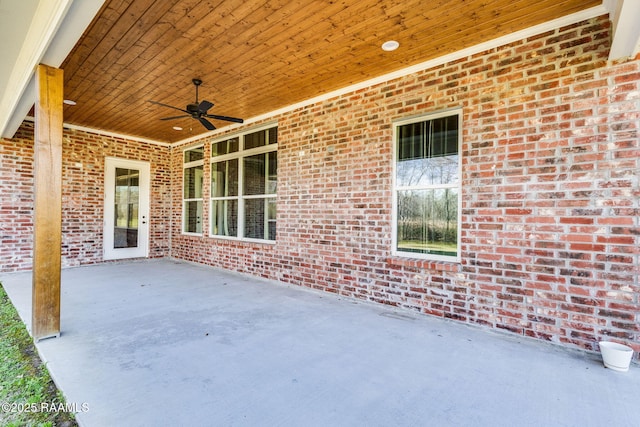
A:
[[0, 0, 73, 138], [607, 0, 640, 60], [172, 5, 608, 146], [63, 122, 170, 147], [22, 116, 169, 147]]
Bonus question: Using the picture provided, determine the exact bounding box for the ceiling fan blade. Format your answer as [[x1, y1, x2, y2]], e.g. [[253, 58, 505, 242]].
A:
[[198, 100, 213, 113], [205, 114, 244, 124], [198, 117, 216, 131], [148, 100, 189, 114], [160, 115, 190, 121]]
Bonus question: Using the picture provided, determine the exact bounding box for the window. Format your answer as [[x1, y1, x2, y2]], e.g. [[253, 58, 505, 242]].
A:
[[393, 110, 461, 261], [211, 126, 277, 241], [183, 146, 204, 234]]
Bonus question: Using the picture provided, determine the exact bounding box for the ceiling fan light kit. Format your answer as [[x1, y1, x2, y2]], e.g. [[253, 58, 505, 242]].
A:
[[149, 79, 244, 131]]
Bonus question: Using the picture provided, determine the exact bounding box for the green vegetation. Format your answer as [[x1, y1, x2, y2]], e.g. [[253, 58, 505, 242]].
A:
[[0, 284, 77, 427], [398, 240, 457, 256]]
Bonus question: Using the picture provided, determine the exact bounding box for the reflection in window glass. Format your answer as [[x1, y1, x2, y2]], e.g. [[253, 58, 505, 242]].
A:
[[396, 115, 458, 187], [211, 199, 238, 237], [267, 198, 276, 240], [114, 168, 139, 248], [184, 200, 203, 234], [244, 129, 266, 150], [211, 160, 238, 197], [242, 198, 277, 241], [244, 154, 266, 195], [184, 146, 204, 163], [183, 145, 204, 234], [394, 112, 460, 260], [183, 165, 203, 199], [244, 198, 265, 239], [268, 151, 277, 194], [396, 155, 459, 187], [212, 138, 239, 157], [397, 189, 458, 256]]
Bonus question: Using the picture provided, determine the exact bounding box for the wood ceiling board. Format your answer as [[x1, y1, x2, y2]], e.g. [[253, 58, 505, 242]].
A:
[[59, 0, 602, 143], [64, 1, 181, 106]]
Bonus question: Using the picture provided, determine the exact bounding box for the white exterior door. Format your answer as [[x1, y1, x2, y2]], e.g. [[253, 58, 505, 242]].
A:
[[103, 157, 150, 260]]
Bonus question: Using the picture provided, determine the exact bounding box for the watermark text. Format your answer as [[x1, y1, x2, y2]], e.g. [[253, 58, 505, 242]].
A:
[[1, 401, 89, 414]]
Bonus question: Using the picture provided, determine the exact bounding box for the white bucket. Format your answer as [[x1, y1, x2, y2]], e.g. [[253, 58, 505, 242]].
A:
[[599, 341, 634, 372]]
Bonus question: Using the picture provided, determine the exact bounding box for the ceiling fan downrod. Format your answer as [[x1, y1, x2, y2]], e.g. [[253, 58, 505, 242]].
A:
[[192, 78, 202, 103]]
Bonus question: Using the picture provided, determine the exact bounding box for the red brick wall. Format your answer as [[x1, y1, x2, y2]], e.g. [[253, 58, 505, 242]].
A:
[[0, 122, 171, 272], [171, 15, 639, 358], [0, 125, 34, 271]]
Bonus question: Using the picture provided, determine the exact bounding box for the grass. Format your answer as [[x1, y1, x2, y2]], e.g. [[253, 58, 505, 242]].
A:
[[0, 283, 77, 427], [398, 240, 457, 255]]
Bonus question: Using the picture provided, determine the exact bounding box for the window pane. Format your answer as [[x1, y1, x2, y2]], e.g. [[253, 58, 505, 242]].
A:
[[211, 199, 238, 237], [211, 159, 238, 197], [267, 198, 276, 240], [244, 129, 267, 150], [267, 151, 277, 194], [184, 146, 204, 163], [244, 127, 277, 149], [397, 115, 458, 186], [115, 168, 139, 228], [397, 155, 459, 186], [244, 154, 266, 195], [184, 200, 203, 233], [114, 168, 139, 248], [212, 138, 239, 157], [396, 189, 458, 257], [244, 198, 266, 239], [184, 165, 203, 198], [242, 197, 275, 240], [268, 127, 277, 145]]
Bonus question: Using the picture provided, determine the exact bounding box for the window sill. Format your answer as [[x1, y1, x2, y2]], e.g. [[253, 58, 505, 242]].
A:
[[208, 234, 276, 245], [386, 256, 460, 272], [181, 232, 203, 237]]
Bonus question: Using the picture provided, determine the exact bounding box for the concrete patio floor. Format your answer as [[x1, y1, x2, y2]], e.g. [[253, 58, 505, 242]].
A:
[[1, 259, 638, 427]]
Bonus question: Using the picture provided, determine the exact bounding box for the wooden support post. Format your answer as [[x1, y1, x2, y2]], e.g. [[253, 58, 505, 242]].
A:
[[32, 64, 63, 341]]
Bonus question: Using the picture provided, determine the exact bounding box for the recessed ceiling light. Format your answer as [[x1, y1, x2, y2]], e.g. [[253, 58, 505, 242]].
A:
[[381, 40, 399, 52], [63, 99, 76, 105], [172, 126, 183, 131]]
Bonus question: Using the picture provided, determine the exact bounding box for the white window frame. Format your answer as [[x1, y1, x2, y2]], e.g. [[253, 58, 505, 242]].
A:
[[183, 145, 204, 235], [391, 108, 462, 262], [210, 124, 277, 243]]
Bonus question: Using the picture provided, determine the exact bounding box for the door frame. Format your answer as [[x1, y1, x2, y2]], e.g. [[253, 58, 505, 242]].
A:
[[103, 157, 151, 260]]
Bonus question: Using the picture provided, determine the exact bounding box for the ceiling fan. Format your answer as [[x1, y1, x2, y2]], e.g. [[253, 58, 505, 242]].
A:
[[149, 78, 244, 131]]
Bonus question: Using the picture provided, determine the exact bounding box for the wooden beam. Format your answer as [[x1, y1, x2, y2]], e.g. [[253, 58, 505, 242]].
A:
[[32, 64, 63, 341]]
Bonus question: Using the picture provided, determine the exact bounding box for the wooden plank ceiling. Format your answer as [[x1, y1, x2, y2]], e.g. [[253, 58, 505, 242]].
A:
[[60, 0, 600, 143]]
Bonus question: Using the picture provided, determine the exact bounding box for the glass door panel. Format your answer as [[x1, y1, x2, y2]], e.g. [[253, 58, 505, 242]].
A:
[[114, 168, 140, 248]]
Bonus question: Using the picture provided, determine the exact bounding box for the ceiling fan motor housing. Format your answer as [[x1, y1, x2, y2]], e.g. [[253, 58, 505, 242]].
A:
[[186, 103, 200, 115]]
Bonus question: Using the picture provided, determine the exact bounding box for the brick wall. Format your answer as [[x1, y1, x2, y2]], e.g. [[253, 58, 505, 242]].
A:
[[171, 15, 639, 358], [0, 122, 171, 272], [0, 125, 34, 271]]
